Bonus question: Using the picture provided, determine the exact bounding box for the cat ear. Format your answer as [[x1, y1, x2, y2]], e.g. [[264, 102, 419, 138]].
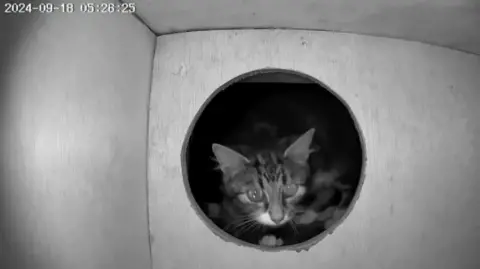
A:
[[283, 128, 316, 165], [212, 143, 250, 177]]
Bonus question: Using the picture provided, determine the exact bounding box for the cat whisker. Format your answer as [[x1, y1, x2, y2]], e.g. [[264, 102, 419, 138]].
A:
[[241, 221, 258, 235], [225, 219, 244, 231], [233, 219, 257, 236], [289, 220, 299, 236], [223, 214, 254, 231], [234, 217, 255, 227], [251, 222, 262, 233]]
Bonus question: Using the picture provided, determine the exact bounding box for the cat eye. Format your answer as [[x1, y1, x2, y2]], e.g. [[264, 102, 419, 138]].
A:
[[283, 184, 298, 197], [246, 188, 264, 202]]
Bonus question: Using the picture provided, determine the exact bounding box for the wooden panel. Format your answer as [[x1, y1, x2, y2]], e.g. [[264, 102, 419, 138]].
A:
[[0, 1, 154, 268], [149, 29, 480, 269], [129, 0, 480, 54]]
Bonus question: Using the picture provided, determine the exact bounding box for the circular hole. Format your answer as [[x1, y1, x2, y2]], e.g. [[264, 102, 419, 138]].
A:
[[182, 68, 366, 252]]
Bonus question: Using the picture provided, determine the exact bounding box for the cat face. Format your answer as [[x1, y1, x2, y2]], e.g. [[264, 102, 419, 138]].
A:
[[212, 128, 315, 227]]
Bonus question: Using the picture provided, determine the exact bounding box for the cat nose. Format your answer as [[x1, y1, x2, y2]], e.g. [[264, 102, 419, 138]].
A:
[[269, 211, 284, 224], [271, 214, 284, 224]]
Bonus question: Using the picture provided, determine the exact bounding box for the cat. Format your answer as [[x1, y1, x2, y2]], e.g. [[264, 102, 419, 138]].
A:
[[208, 127, 353, 246]]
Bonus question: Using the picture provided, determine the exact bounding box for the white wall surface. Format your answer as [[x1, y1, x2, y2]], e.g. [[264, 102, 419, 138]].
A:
[[130, 0, 480, 55], [149, 30, 480, 269], [0, 1, 155, 268]]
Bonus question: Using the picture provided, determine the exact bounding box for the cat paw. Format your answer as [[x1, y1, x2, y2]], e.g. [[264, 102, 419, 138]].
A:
[[259, 235, 283, 247], [206, 203, 221, 218], [294, 209, 318, 225]]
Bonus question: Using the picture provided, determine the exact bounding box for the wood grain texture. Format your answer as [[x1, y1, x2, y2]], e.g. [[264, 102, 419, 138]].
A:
[[149, 30, 480, 269], [0, 1, 155, 268], [129, 0, 480, 55]]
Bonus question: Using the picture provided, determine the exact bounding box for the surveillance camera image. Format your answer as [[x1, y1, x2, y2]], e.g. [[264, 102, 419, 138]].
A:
[[1, 1, 479, 269]]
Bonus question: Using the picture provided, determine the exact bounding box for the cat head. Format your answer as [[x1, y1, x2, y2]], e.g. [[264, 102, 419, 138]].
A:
[[212, 128, 315, 227]]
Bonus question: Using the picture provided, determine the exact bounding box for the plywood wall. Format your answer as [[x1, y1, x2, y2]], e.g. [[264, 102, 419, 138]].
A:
[[149, 30, 480, 269], [0, 1, 154, 268]]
